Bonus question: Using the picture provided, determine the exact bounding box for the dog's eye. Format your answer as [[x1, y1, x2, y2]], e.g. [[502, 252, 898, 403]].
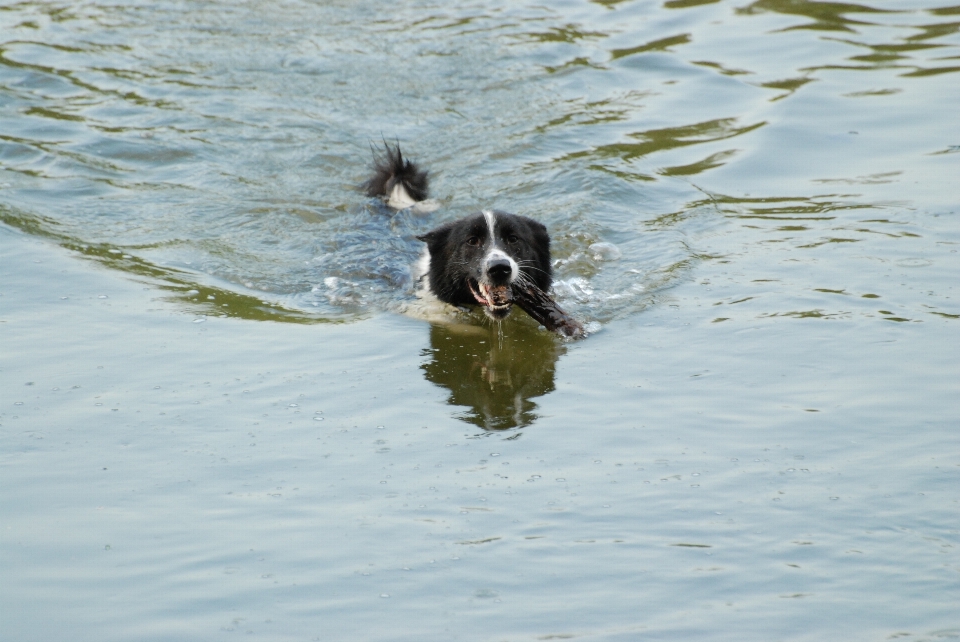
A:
[[466, 236, 480, 247], [506, 234, 519, 244]]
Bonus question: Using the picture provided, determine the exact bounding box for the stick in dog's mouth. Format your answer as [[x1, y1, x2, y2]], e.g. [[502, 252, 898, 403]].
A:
[[468, 279, 584, 337], [469, 280, 514, 316]]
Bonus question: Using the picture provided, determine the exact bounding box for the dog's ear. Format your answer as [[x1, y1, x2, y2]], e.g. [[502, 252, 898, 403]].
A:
[[522, 216, 552, 289], [416, 224, 451, 246], [522, 217, 550, 250]]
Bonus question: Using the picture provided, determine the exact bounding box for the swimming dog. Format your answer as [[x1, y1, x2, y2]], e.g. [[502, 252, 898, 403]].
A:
[[364, 144, 552, 322], [365, 145, 583, 335]]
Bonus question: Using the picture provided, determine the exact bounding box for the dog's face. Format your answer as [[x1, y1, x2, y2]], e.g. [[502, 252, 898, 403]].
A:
[[417, 210, 551, 320]]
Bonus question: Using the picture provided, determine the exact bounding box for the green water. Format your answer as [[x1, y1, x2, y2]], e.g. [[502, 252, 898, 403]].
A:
[[2, 1, 958, 640]]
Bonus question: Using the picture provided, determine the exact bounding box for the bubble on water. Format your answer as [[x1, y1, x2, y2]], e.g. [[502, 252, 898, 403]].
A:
[[193, 317, 206, 323], [14, 402, 23, 406], [692, 473, 700, 476], [95, 403, 103, 406], [186, 289, 199, 295], [556, 478, 566, 482], [830, 497, 839, 500], [289, 403, 298, 407], [380, 593, 389, 598], [588, 242, 622, 261], [108, 249, 121, 254], [490, 453, 500, 457], [313, 416, 324, 421], [98, 295, 108, 299]]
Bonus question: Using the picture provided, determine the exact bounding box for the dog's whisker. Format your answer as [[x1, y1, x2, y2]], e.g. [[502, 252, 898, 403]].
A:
[[515, 262, 550, 277]]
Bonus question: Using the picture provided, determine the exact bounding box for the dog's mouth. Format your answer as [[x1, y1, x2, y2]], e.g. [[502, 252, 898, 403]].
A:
[[469, 280, 513, 318]]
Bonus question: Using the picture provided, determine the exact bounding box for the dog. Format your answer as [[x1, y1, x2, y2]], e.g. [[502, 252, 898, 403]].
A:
[[364, 144, 552, 322]]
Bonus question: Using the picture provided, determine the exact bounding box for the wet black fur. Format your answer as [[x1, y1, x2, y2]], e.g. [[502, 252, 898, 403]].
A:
[[363, 143, 429, 202], [416, 212, 552, 308]]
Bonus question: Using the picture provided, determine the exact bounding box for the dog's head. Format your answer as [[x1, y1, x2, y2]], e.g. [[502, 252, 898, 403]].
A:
[[417, 210, 551, 320]]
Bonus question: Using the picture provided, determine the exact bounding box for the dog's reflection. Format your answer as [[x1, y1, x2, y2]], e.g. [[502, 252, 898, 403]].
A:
[[421, 322, 562, 430]]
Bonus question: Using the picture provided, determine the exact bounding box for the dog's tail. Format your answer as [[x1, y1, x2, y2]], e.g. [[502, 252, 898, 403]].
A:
[[363, 142, 429, 210]]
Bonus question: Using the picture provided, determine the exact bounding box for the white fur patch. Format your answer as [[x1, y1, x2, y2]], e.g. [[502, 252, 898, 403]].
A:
[[412, 248, 431, 290], [387, 182, 417, 210], [478, 210, 519, 283], [402, 248, 467, 323], [482, 209, 496, 239]]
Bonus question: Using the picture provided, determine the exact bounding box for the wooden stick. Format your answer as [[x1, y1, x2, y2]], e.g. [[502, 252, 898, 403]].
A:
[[511, 284, 585, 338]]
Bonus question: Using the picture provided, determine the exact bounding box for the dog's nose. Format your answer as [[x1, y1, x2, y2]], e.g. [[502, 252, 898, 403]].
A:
[[486, 258, 513, 283]]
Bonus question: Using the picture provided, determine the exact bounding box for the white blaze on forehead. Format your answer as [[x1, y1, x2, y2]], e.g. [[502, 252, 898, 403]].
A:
[[482, 209, 497, 244], [480, 210, 517, 284]]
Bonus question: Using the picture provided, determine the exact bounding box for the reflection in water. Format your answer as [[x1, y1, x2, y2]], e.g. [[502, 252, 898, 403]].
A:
[[0, 205, 329, 324], [562, 117, 766, 181], [737, 0, 895, 33], [421, 323, 562, 431]]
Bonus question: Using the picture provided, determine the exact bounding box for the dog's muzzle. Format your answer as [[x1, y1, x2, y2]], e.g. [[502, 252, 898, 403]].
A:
[[469, 280, 514, 318], [486, 257, 514, 285]]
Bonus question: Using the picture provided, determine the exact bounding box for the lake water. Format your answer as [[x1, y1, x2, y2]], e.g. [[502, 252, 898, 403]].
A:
[[2, 1, 958, 640]]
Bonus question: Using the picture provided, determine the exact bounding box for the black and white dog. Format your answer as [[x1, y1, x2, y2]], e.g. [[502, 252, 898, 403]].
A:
[[364, 144, 552, 321]]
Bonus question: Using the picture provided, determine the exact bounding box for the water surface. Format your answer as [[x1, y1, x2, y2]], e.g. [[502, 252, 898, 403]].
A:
[[2, 0, 958, 640]]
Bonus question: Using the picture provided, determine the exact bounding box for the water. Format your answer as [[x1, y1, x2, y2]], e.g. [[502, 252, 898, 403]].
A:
[[2, 1, 958, 640]]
